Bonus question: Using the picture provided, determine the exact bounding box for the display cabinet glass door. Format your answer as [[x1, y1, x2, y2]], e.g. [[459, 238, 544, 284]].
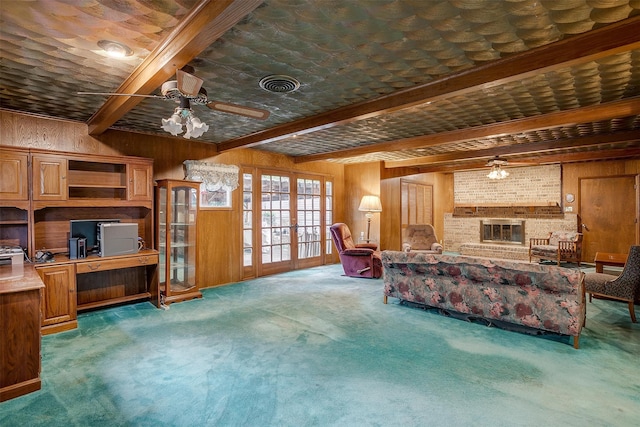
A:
[[156, 180, 201, 304]]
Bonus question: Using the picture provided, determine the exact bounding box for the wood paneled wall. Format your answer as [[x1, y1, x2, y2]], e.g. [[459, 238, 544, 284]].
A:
[[343, 162, 382, 244], [3, 110, 638, 283], [1, 110, 344, 287], [379, 171, 453, 251]]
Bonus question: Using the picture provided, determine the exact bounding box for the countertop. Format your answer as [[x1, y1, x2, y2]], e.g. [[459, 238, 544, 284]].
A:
[[0, 264, 44, 293]]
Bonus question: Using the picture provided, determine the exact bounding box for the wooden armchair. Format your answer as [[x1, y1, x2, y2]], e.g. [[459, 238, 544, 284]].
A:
[[529, 231, 583, 266]]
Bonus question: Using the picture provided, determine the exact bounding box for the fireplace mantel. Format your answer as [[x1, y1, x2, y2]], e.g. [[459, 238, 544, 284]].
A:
[[453, 203, 564, 219], [455, 202, 559, 208]]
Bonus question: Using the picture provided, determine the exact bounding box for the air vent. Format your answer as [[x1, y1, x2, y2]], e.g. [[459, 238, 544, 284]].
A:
[[259, 75, 300, 93]]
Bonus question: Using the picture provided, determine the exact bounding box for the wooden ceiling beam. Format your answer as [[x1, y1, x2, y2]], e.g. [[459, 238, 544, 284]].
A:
[[295, 97, 640, 163], [219, 15, 640, 153], [383, 130, 640, 169], [411, 147, 640, 174], [87, 0, 263, 135]]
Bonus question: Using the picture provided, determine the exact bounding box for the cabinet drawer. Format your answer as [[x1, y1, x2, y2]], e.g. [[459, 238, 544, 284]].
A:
[[76, 254, 159, 274]]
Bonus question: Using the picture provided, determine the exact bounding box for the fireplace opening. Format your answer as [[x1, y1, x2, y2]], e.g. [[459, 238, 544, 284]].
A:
[[480, 219, 525, 245]]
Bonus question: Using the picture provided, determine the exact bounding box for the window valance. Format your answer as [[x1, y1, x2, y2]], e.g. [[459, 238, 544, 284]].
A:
[[183, 161, 239, 192]]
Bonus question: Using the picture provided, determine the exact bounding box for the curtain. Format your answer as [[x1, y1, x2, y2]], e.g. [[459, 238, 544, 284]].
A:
[[183, 160, 239, 192]]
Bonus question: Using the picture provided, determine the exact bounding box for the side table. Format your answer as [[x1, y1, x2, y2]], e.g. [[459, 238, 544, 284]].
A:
[[357, 240, 378, 251], [594, 252, 628, 273]]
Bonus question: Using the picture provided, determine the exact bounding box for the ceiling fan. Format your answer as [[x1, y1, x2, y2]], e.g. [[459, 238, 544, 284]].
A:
[[78, 66, 270, 139], [485, 156, 511, 179], [485, 156, 539, 179], [486, 156, 509, 167]]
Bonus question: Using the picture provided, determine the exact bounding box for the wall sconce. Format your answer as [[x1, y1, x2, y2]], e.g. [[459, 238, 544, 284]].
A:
[[358, 195, 382, 241]]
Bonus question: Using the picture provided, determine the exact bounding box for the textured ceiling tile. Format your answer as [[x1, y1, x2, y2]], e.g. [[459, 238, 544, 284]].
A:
[[1, 0, 638, 167]]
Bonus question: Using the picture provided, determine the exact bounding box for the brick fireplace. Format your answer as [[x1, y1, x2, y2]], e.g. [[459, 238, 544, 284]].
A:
[[480, 219, 525, 245], [444, 165, 578, 260]]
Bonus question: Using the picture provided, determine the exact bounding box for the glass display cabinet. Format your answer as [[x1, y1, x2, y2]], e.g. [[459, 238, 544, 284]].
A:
[[155, 179, 202, 305]]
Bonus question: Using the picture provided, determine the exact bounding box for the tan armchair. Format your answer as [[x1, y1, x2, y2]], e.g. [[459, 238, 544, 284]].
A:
[[402, 224, 443, 254], [529, 231, 583, 266]]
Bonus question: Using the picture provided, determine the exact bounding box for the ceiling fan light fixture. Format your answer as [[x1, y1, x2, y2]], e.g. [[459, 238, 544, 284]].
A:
[[187, 116, 209, 139], [161, 108, 185, 135], [97, 40, 133, 58], [161, 107, 209, 139], [487, 164, 509, 180]]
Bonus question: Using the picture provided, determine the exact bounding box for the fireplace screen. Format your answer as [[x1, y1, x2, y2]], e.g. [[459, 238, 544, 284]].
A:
[[480, 219, 525, 245]]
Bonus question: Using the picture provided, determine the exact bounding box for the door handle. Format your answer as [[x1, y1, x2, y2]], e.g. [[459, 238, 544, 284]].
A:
[[581, 223, 589, 231], [290, 223, 299, 233]]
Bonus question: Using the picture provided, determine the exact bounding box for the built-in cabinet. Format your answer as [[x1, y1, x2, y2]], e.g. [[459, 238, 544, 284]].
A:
[[32, 154, 67, 201], [0, 266, 44, 402], [156, 179, 201, 305], [36, 264, 77, 334], [0, 148, 29, 251], [0, 148, 29, 202], [0, 146, 159, 334], [128, 162, 154, 201]]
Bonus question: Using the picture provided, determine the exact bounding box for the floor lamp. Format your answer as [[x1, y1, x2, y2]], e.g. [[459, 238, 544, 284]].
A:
[[358, 195, 382, 242]]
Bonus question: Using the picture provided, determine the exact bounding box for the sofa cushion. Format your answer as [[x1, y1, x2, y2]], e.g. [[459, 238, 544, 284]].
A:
[[549, 231, 579, 246], [531, 244, 558, 257]]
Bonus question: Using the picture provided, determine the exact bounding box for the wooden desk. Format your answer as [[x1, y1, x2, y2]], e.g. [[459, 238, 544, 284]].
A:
[[0, 265, 44, 402], [36, 250, 159, 335], [74, 250, 159, 311], [594, 252, 628, 273]]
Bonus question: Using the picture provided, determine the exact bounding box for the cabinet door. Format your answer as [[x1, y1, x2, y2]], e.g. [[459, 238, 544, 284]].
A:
[[0, 149, 28, 201], [32, 155, 67, 201], [36, 264, 76, 327], [128, 162, 153, 201]]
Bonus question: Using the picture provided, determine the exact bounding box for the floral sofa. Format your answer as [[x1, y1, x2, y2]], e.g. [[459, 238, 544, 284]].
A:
[[382, 251, 586, 348]]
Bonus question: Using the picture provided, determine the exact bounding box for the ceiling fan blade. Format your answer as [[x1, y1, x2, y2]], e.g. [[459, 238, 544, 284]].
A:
[[207, 101, 270, 120], [77, 92, 163, 99], [176, 69, 204, 97]]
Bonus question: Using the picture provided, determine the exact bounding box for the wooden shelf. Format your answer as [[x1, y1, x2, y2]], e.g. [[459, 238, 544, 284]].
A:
[[68, 184, 127, 189]]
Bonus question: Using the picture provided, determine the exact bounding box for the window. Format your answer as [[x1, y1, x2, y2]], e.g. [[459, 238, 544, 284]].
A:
[[183, 160, 238, 209]]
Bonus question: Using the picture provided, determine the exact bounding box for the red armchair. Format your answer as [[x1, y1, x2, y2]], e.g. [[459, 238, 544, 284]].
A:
[[330, 223, 382, 278]]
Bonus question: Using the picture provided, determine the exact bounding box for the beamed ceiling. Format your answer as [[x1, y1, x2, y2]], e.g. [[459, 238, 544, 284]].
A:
[[1, 0, 640, 174]]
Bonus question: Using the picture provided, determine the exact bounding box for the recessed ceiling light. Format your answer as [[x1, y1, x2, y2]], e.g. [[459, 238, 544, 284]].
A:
[[98, 40, 133, 58]]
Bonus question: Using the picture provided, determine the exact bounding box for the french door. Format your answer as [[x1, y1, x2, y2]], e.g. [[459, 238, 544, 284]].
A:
[[242, 169, 332, 278]]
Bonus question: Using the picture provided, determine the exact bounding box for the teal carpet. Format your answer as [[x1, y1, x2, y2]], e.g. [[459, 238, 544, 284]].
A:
[[1, 264, 639, 426]]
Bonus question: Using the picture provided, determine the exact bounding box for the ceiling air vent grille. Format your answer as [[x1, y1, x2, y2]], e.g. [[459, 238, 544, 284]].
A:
[[259, 75, 300, 93]]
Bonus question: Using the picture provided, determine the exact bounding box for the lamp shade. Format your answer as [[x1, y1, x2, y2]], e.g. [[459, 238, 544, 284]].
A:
[[358, 195, 382, 213]]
